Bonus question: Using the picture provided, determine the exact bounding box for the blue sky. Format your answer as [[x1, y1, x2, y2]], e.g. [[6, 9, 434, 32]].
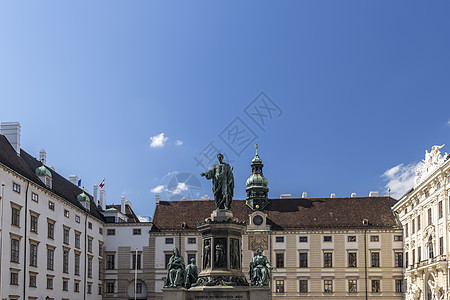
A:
[[1, 1, 449, 219]]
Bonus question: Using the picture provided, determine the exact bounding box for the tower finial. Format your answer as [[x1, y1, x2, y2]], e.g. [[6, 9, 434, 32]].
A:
[[255, 143, 258, 155]]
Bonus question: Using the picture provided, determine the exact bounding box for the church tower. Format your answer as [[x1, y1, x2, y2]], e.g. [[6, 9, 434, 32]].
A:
[[246, 144, 269, 211]]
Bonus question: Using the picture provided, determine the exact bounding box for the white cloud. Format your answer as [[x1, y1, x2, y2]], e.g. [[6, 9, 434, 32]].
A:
[[137, 216, 151, 222], [447, 119, 450, 126], [175, 140, 183, 146], [382, 162, 420, 199], [149, 133, 168, 148], [167, 182, 188, 196], [150, 185, 165, 193]]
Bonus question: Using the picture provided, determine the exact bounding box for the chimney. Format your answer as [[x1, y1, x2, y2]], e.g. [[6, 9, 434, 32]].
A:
[[302, 192, 308, 198], [369, 191, 379, 197], [155, 193, 161, 204], [351, 193, 356, 197], [99, 189, 106, 211], [1, 122, 21, 155], [201, 194, 210, 200], [280, 194, 291, 199], [39, 149, 47, 165], [121, 196, 126, 214], [330, 193, 336, 198], [93, 184, 98, 207], [69, 175, 79, 186]]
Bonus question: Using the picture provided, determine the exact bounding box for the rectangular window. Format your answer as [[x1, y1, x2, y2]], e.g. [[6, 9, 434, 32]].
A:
[[63, 228, 70, 244], [405, 223, 409, 237], [276, 253, 284, 268], [106, 282, 115, 293], [31, 192, 38, 202], [98, 284, 102, 295], [394, 235, 403, 241], [87, 283, 92, 294], [136, 282, 142, 294], [371, 279, 381, 293], [99, 261, 103, 280], [417, 216, 421, 230], [99, 227, 103, 235], [63, 250, 69, 273], [418, 246, 421, 262], [412, 249, 416, 265], [75, 215, 80, 223], [165, 237, 174, 244], [30, 215, 38, 233], [11, 238, 19, 263], [74, 282, 80, 292], [428, 208, 432, 225], [371, 252, 380, 267], [299, 252, 308, 268], [88, 257, 93, 278], [395, 279, 404, 293], [370, 235, 379, 242], [88, 222, 92, 229], [324, 280, 333, 293], [13, 182, 20, 193], [411, 219, 415, 233], [348, 279, 357, 293], [47, 277, 53, 289], [75, 253, 80, 275], [75, 233, 80, 249], [299, 236, 308, 242], [133, 228, 141, 235], [323, 236, 332, 242], [275, 280, 284, 293], [64, 210, 69, 218], [406, 252, 409, 267], [99, 242, 103, 257], [132, 253, 142, 270], [107, 229, 115, 235], [48, 201, 55, 210], [10, 272, 19, 285], [440, 237, 444, 256], [348, 252, 357, 267], [47, 248, 54, 270], [106, 254, 115, 269], [47, 222, 54, 239], [187, 253, 196, 263], [275, 236, 284, 242], [88, 238, 93, 253], [347, 236, 356, 242], [30, 243, 38, 267], [439, 201, 443, 219], [299, 279, 308, 293], [63, 279, 68, 291], [29, 274, 37, 287], [188, 237, 196, 244], [395, 252, 403, 267], [323, 252, 333, 268], [12, 207, 20, 226]]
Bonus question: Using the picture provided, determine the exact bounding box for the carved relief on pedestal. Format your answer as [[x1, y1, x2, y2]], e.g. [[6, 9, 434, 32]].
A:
[[248, 235, 268, 251]]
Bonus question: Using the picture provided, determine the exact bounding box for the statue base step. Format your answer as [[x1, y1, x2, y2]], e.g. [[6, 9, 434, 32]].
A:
[[162, 286, 271, 300], [208, 209, 236, 222]]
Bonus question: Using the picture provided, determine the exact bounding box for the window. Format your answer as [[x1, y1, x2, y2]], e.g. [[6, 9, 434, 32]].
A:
[[99, 227, 103, 235], [440, 237, 444, 256], [99, 242, 103, 257], [48, 221, 54, 239], [63, 228, 70, 244], [405, 252, 409, 267], [348, 279, 357, 293], [106, 282, 115, 293], [13, 182, 20, 193], [75, 253, 80, 275], [275, 280, 284, 293], [439, 201, 443, 219], [299, 279, 308, 293], [188, 237, 196, 244], [75, 215, 80, 223], [276, 253, 284, 268], [411, 219, 415, 233], [324, 280, 333, 293], [132, 253, 142, 270], [31, 192, 38, 202], [395, 279, 404, 293], [106, 254, 115, 269], [136, 282, 143, 294], [87, 283, 92, 294], [428, 208, 432, 225], [165, 237, 174, 244], [30, 215, 38, 233], [323, 236, 332, 242], [133, 228, 141, 235], [405, 223, 409, 237], [371, 279, 381, 293], [299, 252, 308, 268], [88, 257, 93, 278], [63, 250, 69, 273], [324, 252, 332, 268], [107, 229, 115, 235], [12, 207, 20, 226], [47, 277, 53, 289], [395, 252, 403, 267], [417, 216, 421, 230], [299, 236, 308, 242], [88, 238, 93, 253], [29, 274, 37, 287], [30, 243, 38, 267], [11, 238, 19, 263], [47, 248, 54, 270], [347, 236, 356, 242], [437, 181, 441, 189], [99, 261, 103, 279], [74, 282, 80, 292], [10, 272, 19, 285], [394, 235, 403, 241], [63, 279, 68, 291], [187, 253, 196, 263], [348, 252, 357, 267], [48, 201, 55, 210], [98, 284, 102, 295], [418, 246, 421, 262], [75, 232, 80, 249], [412, 249, 416, 265], [276, 236, 284, 242], [370, 235, 379, 242], [64, 210, 69, 218], [371, 252, 380, 267]]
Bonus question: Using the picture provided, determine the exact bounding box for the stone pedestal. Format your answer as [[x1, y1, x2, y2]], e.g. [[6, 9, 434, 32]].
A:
[[163, 286, 271, 300]]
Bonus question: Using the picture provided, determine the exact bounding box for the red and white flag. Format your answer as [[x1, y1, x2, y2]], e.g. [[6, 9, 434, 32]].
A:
[[99, 179, 105, 189]]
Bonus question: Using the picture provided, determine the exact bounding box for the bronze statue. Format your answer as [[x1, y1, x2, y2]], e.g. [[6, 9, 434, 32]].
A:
[[230, 239, 240, 269], [215, 242, 226, 269], [164, 247, 185, 288], [203, 239, 211, 269], [201, 153, 234, 210], [184, 258, 198, 289], [249, 246, 273, 286]]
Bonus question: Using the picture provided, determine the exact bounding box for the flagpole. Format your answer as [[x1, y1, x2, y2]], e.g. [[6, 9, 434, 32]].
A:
[[134, 248, 138, 300]]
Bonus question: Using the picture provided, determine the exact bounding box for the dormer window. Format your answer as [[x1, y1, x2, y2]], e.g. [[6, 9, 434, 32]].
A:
[[77, 192, 91, 211], [35, 165, 52, 189]]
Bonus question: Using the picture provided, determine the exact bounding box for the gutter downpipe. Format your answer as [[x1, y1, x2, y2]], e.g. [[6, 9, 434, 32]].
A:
[[364, 228, 368, 300], [23, 181, 30, 299]]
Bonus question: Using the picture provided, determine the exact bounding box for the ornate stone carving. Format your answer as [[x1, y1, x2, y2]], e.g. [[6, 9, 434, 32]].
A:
[[415, 145, 447, 188], [248, 235, 268, 251]]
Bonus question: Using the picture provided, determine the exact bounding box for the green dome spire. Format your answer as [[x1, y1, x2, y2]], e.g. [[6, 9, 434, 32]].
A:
[[246, 144, 269, 211]]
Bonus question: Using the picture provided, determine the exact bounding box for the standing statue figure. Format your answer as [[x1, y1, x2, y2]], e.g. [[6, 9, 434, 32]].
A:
[[249, 246, 273, 286], [428, 273, 439, 300], [201, 153, 234, 210], [203, 240, 211, 269], [184, 258, 198, 289], [407, 282, 421, 300], [164, 247, 185, 288], [215, 242, 226, 268], [230, 239, 240, 269]]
